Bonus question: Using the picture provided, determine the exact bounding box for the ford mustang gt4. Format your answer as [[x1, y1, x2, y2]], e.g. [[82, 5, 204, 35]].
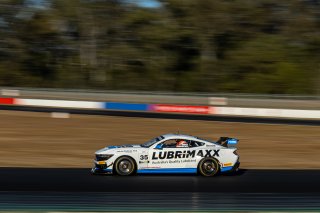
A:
[[91, 133, 240, 176]]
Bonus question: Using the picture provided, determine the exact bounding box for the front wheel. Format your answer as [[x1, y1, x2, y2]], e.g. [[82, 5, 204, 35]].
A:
[[198, 157, 220, 177], [114, 156, 136, 176]]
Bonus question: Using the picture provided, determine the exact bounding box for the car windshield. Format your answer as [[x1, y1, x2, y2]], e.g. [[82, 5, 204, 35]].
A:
[[141, 135, 164, 147]]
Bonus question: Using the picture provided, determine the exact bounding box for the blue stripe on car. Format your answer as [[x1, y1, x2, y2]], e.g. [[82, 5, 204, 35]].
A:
[[137, 168, 197, 174], [100, 167, 232, 174], [220, 166, 233, 172], [96, 168, 112, 172]]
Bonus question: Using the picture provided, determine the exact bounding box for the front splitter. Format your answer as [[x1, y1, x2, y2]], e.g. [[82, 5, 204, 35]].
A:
[[91, 167, 112, 175]]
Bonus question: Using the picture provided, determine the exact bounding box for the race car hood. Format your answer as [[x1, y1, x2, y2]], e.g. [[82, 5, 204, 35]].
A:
[[95, 144, 143, 154]]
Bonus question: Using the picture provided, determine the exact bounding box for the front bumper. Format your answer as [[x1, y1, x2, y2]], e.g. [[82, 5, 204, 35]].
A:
[[91, 167, 112, 175], [91, 162, 113, 175]]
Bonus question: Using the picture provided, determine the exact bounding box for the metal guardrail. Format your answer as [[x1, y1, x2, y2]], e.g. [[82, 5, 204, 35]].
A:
[[0, 87, 319, 110]]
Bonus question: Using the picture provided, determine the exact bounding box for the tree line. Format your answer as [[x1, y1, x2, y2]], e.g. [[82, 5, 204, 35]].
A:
[[0, 0, 319, 94]]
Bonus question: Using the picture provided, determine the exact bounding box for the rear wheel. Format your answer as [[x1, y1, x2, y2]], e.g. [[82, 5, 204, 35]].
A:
[[114, 156, 136, 176], [198, 157, 220, 177]]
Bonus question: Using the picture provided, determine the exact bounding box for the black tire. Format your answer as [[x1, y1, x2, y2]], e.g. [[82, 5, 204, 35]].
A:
[[198, 157, 220, 177], [114, 156, 136, 176]]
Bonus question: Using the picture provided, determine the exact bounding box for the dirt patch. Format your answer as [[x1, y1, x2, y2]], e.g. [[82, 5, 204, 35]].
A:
[[0, 110, 319, 169]]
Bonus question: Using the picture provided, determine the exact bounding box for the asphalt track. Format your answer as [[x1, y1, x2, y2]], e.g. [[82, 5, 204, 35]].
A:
[[0, 105, 319, 126], [1, 168, 320, 193], [1, 168, 320, 211]]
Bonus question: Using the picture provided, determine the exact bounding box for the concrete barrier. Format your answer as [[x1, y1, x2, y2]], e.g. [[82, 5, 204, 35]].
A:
[[0, 96, 318, 120], [1, 87, 319, 109]]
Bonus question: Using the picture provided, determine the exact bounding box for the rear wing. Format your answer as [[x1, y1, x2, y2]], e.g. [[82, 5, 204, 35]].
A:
[[216, 137, 239, 148]]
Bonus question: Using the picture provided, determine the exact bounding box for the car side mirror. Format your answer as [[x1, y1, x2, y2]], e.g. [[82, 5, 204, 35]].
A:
[[155, 144, 163, 150]]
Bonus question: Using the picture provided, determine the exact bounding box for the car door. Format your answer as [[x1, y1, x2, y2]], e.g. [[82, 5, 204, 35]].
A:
[[148, 138, 189, 170], [184, 140, 206, 168]]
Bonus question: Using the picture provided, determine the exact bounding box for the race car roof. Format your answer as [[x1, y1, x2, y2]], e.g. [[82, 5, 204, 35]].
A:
[[162, 133, 205, 141]]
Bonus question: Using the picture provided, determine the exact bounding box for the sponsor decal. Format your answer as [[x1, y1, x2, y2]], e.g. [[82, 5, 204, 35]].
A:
[[151, 159, 196, 165], [150, 104, 210, 114], [227, 138, 238, 145], [117, 150, 133, 153], [152, 149, 220, 160]]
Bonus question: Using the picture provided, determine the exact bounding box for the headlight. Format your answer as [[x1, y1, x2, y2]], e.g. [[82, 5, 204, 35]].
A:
[[95, 154, 114, 161]]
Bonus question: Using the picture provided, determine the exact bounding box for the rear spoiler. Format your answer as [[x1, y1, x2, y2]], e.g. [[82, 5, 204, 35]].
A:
[[216, 137, 239, 148]]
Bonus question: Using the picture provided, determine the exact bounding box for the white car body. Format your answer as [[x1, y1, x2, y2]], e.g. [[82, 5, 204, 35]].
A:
[[92, 133, 240, 175]]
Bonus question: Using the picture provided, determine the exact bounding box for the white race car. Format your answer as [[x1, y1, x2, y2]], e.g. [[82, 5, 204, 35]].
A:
[[91, 133, 240, 176]]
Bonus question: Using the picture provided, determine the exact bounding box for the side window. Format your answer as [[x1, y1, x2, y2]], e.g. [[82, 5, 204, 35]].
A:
[[161, 139, 189, 148], [162, 139, 177, 148], [189, 140, 205, 148]]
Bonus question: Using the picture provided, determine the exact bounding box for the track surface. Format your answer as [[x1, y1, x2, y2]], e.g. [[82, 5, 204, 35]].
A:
[[1, 168, 320, 211], [0, 105, 319, 126], [1, 168, 320, 193], [1, 192, 320, 211]]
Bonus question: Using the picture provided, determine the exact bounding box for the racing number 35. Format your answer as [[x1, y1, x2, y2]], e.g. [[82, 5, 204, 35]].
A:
[[140, 155, 148, 160]]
